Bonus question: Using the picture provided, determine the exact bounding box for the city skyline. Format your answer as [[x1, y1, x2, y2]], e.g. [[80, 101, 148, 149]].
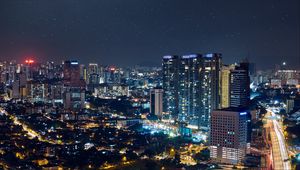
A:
[[0, 0, 299, 69], [0, 1, 299, 169]]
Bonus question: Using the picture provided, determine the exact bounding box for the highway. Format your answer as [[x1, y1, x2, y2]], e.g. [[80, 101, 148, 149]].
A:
[[266, 109, 291, 170]]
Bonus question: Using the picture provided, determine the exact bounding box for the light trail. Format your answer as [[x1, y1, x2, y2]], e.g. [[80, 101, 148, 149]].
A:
[[267, 108, 291, 170]]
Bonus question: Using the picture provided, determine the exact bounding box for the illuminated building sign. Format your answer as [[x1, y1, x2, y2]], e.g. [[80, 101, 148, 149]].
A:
[[240, 112, 247, 116], [182, 54, 198, 59], [163, 55, 173, 59], [206, 54, 213, 58]]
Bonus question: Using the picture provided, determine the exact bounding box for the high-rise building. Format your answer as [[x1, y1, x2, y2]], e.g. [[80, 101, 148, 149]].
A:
[[87, 63, 100, 85], [221, 64, 235, 108], [221, 62, 250, 109], [88, 63, 99, 75], [63, 60, 86, 110], [199, 53, 222, 129], [229, 62, 250, 108], [178, 54, 201, 126], [162, 53, 222, 129], [64, 87, 85, 110], [79, 64, 87, 81], [94, 83, 129, 99], [162, 55, 179, 118], [150, 88, 163, 117], [210, 108, 248, 164], [28, 81, 48, 103], [286, 98, 295, 113], [63, 60, 85, 87]]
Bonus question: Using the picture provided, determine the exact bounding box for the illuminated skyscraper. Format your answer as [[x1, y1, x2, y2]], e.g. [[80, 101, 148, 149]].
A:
[[63, 60, 85, 87], [199, 53, 222, 129], [210, 108, 248, 164], [220, 62, 250, 109], [64, 87, 85, 110], [229, 62, 250, 108], [221, 64, 235, 108], [87, 63, 100, 85], [63, 60, 86, 110], [178, 54, 201, 126], [162, 55, 179, 118], [88, 63, 99, 75], [162, 53, 222, 129]]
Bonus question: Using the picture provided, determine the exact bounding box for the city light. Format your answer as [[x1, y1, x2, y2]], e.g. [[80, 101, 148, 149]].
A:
[[25, 59, 35, 64], [0, 1, 298, 169]]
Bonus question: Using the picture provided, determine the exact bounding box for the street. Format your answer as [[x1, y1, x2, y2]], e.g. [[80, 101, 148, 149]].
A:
[[265, 109, 291, 170]]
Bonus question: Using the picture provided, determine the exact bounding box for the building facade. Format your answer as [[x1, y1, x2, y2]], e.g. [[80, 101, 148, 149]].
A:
[[150, 88, 163, 117], [229, 62, 250, 108], [178, 54, 201, 127], [210, 108, 248, 164], [162, 53, 222, 129], [199, 53, 222, 129], [162, 55, 179, 119]]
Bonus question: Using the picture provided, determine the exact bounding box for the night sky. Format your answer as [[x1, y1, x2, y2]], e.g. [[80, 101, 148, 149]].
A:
[[0, 0, 299, 69]]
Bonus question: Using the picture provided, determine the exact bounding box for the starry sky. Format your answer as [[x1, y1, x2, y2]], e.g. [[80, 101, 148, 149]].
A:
[[0, 0, 299, 69]]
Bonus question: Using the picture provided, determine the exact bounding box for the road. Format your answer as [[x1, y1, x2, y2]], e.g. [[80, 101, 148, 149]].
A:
[[265, 109, 291, 170], [0, 107, 62, 145]]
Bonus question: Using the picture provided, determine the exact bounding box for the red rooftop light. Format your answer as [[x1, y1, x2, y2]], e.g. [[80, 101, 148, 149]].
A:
[[25, 59, 35, 64]]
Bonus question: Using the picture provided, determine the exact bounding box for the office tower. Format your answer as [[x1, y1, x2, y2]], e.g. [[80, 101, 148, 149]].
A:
[[178, 54, 201, 127], [63, 60, 86, 110], [63, 60, 85, 87], [162, 55, 179, 119], [199, 53, 222, 129], [221, 65, 235, 108], [150, 88, 163, 117], [28, 81, 48, 103], [79, 64, 87, 81], [49, 83, 64, 106], [87, 63, 100, 84], [7, 62, 17, 85], [88, 73, 100, 85], [88, 63, 99, 75], [286, 98, 295, 113], [64, 87, 85, 110], [94, 83, 129, 99], [210, 108, 248, 164], [275, 69, 300, 85], [229, 62, 250, 108], [104, 66, 121, 84]]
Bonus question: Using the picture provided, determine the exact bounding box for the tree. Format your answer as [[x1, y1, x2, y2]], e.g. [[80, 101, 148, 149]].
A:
[[193, 148, 210, 162]]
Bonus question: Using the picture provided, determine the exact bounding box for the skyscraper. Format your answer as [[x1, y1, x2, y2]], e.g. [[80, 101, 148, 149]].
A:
[[210, 108, 248, 164], [150, 88, 163, 117], [229, 62, 250, 108], [178, 54, 201, 127], [162, 55, 179, 118], [221, 64, 235, 108], [87, 63, 100, 85], [63, 60, 85, 88], [199, 53, 222, 129], [162, 53, 222, 130], [63, 60, 86, 110]]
